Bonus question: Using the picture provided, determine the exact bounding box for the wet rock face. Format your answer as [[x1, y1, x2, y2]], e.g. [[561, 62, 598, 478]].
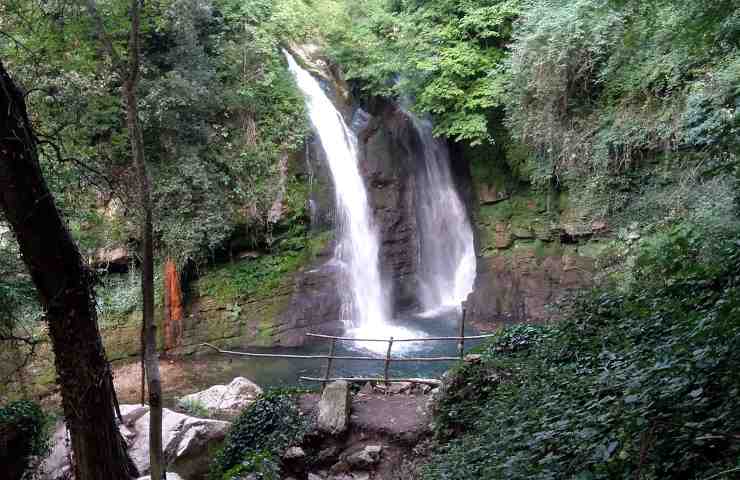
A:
[[274, 252, 345, 346], [465, 250, 594, 327], [357, 102, 421, 311]]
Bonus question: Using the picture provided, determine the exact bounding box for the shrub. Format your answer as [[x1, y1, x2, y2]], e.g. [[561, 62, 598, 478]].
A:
[[209, 389, 310, 480], [425, 226, 740, 479], [0, 400, 50, 480]]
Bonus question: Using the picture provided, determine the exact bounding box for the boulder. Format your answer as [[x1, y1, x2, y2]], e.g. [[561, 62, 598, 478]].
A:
[[93, 245, 129, 270], [345, 445, 382, 469], [318, 381, 351, 435], [38, 406, 230, 480], [129, 406, 230, 479], [178, 377, 262, 417], [137, 474, 184, 480]]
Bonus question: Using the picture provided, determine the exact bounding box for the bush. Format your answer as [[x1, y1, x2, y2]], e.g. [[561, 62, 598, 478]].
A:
[[425, 226, 740, 479], [0, 400, 50, 480], [209, 389, 310, 480]]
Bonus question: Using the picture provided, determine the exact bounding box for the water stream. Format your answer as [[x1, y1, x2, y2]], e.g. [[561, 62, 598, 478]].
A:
[[407, 114, 477, 313], [285, 52, 419, 353]]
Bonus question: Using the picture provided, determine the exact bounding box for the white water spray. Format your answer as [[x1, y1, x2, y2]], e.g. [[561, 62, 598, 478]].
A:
[[408, 114, 477, 312], [285, 52, 417, 352]]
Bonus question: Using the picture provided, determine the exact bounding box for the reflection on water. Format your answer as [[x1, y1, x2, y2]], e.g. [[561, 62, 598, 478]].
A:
[[154, 307, 482, 406]]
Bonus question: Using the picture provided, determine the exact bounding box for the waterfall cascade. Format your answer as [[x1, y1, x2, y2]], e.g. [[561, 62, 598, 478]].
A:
[[286, 51, 475, 353], [407, 114, 477, 312], [285, 52, 398, 346]]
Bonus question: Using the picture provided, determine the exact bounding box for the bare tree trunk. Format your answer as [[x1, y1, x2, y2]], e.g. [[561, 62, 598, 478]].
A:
[[163, 258, 184, 352], [0, 61, 136, 480], [122, 1, 164, 478], [85, 0, 165, 477]]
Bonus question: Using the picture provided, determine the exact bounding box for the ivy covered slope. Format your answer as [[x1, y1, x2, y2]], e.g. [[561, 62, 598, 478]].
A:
[[429, 225, 740, 480]]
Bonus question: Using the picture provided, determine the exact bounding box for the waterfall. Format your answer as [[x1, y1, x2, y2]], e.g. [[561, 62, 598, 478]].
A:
[[408, 114, 477, 312], [284, 51, 393, 340]]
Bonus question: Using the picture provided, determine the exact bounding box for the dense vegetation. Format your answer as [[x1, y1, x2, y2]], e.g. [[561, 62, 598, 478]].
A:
[[209, 389, 310, 480], [429, 223, 740, 479], [2, 0, 739, 478], [0, 400, 49, 478]]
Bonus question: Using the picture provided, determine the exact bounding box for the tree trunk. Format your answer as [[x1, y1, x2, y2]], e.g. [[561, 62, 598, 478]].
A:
[[0, 62, 136, 480], [123, 1, 164, 478], [163, 258, 184, 352]]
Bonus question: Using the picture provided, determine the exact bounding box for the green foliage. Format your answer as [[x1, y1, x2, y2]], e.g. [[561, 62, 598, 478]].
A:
[[209, 389, 310, 480], [0, 0, 311, 267], [506, 0, 740, 222], [0, 400, 51, 472], [328, 0, 520, 143], [425, 223, 740, 480]]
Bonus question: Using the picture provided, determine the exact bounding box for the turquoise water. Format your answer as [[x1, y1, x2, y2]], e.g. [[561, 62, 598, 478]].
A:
[[159, 307, 483, 405]]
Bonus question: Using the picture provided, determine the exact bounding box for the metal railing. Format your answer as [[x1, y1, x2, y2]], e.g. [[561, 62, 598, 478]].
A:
[[200, 308, 495, 387]]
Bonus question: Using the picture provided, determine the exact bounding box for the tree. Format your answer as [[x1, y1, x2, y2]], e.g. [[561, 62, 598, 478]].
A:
[[85, 0, 165, 477], [0, 61, 137, 480]]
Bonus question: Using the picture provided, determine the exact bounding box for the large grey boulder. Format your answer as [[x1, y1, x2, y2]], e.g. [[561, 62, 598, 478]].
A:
[[137, 474, 184, 480], [345, 445, 382, 469], [128, 406, 230, 479], [38, 405, 230, 480], [317, 381, 351, 435], [178, 377, 262, 417]]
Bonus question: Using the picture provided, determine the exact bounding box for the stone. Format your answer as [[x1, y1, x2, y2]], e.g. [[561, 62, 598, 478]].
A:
[[351, 473, 371, 480], [93, 245, 129, 270], [495, 223, 512, 249], [128, 406, 230, 479], [318, 446, 340, 463], [591, 220, 608, 232], [37, 422, 72, 480], [309, 473, 326, 480], [512, 224, 534, 239], [388, 381, 413, 394], [136, 474, 184, 480], [345, 445, 383, 469], [178, 376, 262, 417], [359, 382, 374, 395], [479, 183, 509, 205], [38, 407, 229, 480], [329, 461, 351, 474], [283, 446, 306, 460], [464, 354, 482, 364], [318, 380, 351, 435]]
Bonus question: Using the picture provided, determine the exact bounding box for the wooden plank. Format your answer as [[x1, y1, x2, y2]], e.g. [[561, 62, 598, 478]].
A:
[[300, 376, 442, 386], [458, 307, 466, 360], [200, 343, 459, 362], [305, 333, 496, 342], [384, 337, 394, 387], [322, 338, 336, 392]]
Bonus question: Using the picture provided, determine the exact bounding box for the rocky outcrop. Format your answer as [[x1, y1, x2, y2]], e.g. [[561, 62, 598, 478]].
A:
[[178, 377, 262, 418], [40, 405, 230, 480], [356, 102, 421, 310], [466, 152, 602, 327], [465, 249, 594, 327], [273, 251, 345, 346]]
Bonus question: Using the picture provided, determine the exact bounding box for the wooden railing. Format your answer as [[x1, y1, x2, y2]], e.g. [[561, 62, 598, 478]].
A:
[[200, 308, 495, 387]]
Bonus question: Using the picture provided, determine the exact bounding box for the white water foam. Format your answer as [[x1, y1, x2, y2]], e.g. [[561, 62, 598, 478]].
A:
[[407, 113, 477, 311], [285, 52, 402, 353]]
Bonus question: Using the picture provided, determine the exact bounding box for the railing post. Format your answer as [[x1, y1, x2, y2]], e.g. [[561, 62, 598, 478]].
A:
[[384, 337, 394, 389], [322, 338, 336, 392], [458, 307, 466, 361]]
